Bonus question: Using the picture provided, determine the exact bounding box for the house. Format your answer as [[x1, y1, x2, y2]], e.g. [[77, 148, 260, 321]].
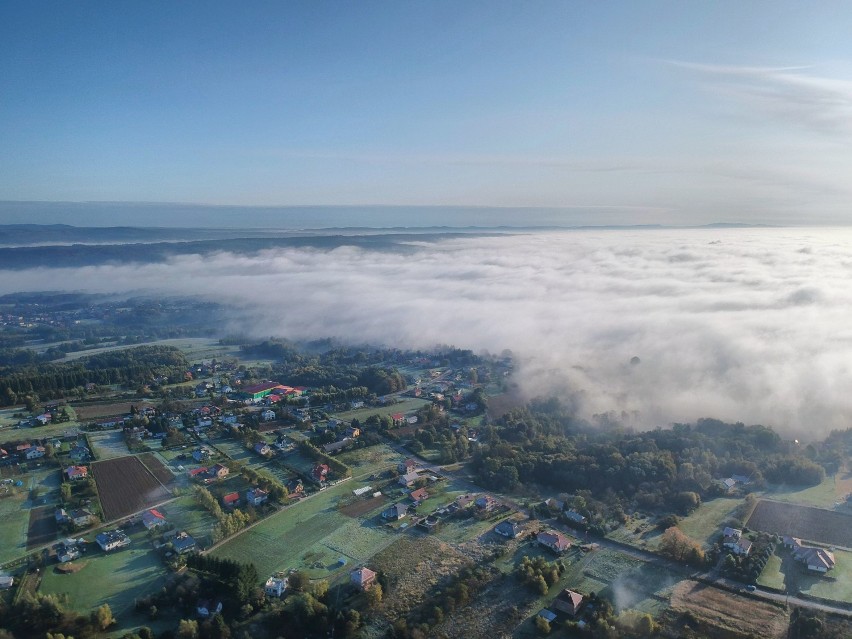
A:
[[193, 448, 211, 463], [382, 503, 408, 521], [722, 528, 751, 555], [731, 474, 751, 485], [398, 471, 419, 487], [0, 575, 13, 590], [564, 509, 587, 525], [398, 459, 418, 474], [475, 495, 498, 511], [142, 509, 167, 530], [406, 415, 418, 424], [189, 467, 209, 478], [410, 487, 429, 503], [391, 412, 405, 425], [494, 520, 520, 538], [552, 589, 584, 616], [35, 414, 52, 425], [254, 442, 272, 456], [247, 487, 269, 506], [57, 539, 82, 563], [196, 418, 213, 429], [222, 492, 240, 508], [323, 438, 352, 454], [538, 531, 571, 554], [172, 532, 197, 554], [796, 547, 836, 573], [265, 576, 288, 597], [209, 464, 229, 479], [731, 537, 752, 556], [25, 445, 46, 460], [64, 465, 88, 480], [96, 529, 130, 552], [313, 463, 330, 482], [350, 400, 364, 409], [350, 566, 377, 590], [261, 409, 276, 422], [69, 446, 91, 463], [787, 538, 836, 573], [345, 426, 361, 438], [55, 508, 69, 524], [69, 508, 94, 527]]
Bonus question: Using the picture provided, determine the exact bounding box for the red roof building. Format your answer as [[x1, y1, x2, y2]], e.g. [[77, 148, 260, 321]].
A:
[[222, 492, 240, 507], [313, 463, 330, 482], [189, 467, 208, 477]]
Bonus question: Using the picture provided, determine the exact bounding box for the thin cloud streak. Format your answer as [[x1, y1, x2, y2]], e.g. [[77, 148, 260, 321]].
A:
[[4, 228, 852, 436]]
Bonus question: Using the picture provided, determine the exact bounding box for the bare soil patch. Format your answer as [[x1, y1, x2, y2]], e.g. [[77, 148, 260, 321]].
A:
[[670, 580, 787, 639], [92, 455, 171, 521], [55, 561, 87, 573], [27, 505, 57, 550], [71, 401, 149, 421], [747, 499, 852, 547], [339, 495, 387, 518], [138, 452, 175, 485]]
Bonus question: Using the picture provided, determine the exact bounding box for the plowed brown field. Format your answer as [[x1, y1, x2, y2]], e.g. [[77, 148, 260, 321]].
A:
[[91, 455, 171, 521]]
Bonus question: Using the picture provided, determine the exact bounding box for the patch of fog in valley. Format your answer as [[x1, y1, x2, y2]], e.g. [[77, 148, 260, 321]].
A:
[[4, 227, 852, 436]]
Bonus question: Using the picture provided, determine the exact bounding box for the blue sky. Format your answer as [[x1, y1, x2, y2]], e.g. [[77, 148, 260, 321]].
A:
[[2, 1, 852, 226]]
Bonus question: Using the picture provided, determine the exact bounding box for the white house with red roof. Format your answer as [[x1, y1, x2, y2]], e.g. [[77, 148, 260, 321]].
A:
[[64, 465, 88, 481]]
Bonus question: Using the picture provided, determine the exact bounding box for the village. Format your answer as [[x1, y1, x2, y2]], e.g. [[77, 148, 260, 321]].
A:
[[1, 338, 852, 638]]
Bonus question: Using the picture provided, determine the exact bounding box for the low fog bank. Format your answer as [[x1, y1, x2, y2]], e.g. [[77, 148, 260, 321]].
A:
[[4, 227, 852, 435]]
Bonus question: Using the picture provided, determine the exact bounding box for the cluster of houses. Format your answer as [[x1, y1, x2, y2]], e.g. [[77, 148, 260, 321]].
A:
[[189, 462, 230, 483], [221, 487, 270, 509]]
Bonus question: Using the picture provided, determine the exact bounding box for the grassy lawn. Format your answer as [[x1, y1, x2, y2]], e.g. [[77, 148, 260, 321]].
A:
[[333, 398, 429, 422], [607, 514, 663, 550], [0, 421, 83, 445], [40, 529, 168, 618], [89, 431, 130, 460], [797, 549, 852, 603], [337, 443, 402, 474], [212, 478, 394, 579], [0, 491, 31, 564], [757, 551, 785, 590], [677, 498, 742, 548], [763, 474, 839, 508]]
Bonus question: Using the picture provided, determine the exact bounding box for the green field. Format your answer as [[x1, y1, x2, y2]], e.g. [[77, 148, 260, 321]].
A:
[[40, 529, 168, 617], [763, 474, 839, 508], [0, 492, 31, 565], [212, 478, 395, 579], [676, 498, 742, 548], [333, 398, 429, 422], [0, 421, 83, 445], [336, 443, 402, 475]]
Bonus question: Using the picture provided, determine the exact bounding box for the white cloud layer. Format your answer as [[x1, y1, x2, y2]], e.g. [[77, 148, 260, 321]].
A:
[[5, 228, 852, 436]]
